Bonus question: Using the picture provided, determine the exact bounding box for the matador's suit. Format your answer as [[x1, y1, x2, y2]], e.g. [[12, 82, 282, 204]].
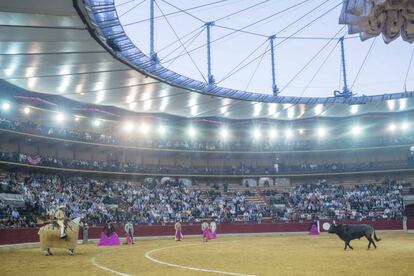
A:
[[55, 206, 67, 238]]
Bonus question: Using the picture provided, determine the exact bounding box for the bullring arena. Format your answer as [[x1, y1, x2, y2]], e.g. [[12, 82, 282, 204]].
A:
[[1, 232, 414, 276], [2, 0, 414, 275]]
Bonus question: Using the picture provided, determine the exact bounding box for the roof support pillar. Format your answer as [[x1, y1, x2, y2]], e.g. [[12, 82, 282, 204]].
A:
[[269, 35, 279, 96], [206, 21, 215, 85], [150, 0, 158, 62]]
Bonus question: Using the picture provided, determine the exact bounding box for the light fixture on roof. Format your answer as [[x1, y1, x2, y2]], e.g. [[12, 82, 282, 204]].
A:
[[144, 100, 152, 111], [123, 122, 134, 132], [23, 107, 31, 114], [268, 127, 277, 139], [314, 104, 323, 115], [55, 112, 65, 122], [219, 127, 229, 141], [139, 122, 149, 134], [96, 91, 104, 103], [399, 98, 407, 110], [317, 127, 327, 137], [268, 104, 277, 116], [298, 128, 304, 135], [252, 127, 261, 140], [1, 102, 10, 111], [93, 119, 102, 127], [158, 124, 167, 136], [188, 97, 197, 107], [287, 106, 295, 119], [129, 102, 136, 109], [253, 103, 262, 117], [350, 105, 358, 114], [191, 106, 198, 116], [387, 100, 395, 110], [285, 129, 293, 138], [160, 98, 168, 111], [388, 123, 397, 132], [74, 116, 80, 122], [188, 126, 197, 139], [351, 125, 362, 136], [401, 122, 409, 131]]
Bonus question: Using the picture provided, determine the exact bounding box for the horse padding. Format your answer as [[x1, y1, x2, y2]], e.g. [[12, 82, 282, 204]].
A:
[[38, 221, 79, 250]]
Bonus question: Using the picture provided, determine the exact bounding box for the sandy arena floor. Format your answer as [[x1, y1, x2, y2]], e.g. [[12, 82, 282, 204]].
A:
[[0, 232, 413, 276]]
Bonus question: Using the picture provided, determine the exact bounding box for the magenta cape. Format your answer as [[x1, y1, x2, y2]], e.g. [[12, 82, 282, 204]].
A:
[[97, 232, 121, 246], [309, 224, 319, 235], [175, 229, 183, 241]]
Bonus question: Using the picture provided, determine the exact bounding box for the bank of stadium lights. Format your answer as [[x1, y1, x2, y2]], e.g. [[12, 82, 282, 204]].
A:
[[298, 128, 305, 135], [268, 104, 277, 116], [74, 116, 80, 122], [350, 105, 358, 114], [1, 102, 10, 111], [23, 107, 31, 115]]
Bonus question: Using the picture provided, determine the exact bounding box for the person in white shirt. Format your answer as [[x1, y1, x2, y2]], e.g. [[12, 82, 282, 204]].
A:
[[209, 220, 217, 239], [124, 220, 134, 244]]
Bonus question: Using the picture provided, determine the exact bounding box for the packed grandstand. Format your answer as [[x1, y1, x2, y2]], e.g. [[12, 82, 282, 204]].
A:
[[0, 172, 407, 229]]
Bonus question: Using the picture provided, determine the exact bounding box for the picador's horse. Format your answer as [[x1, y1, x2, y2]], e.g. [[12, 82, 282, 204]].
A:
[[38, 217, 80, 255], [328, 223, 381, 250]]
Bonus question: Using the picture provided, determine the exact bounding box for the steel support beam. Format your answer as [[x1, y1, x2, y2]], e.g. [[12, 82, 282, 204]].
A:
[[150, 0, 158, 62], [206, 21, 215, 85], [269, 35, 279, 96]]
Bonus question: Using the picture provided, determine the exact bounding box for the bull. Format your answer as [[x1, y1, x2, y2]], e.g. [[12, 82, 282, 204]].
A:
[[328, 223, 381, 250]]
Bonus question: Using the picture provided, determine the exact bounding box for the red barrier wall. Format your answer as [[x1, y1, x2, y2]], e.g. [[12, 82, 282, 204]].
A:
[[407, 219, 414, 230], [0, 220, 404, 246]]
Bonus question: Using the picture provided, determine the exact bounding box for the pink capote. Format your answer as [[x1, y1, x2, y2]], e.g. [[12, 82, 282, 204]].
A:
[[309, 224, 319, 235], [97, 232, 121, 246]]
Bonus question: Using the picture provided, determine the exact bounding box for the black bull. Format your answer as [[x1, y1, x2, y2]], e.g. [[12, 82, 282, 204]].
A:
[[328, 224, 381, 250]]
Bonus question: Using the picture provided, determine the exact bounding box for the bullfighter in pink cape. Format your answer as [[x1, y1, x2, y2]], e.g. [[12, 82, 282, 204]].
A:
[[201, 220, 210, 242], [309, 221, 319, 236], [98, 220, 121, 246], [174, 221, 183, 241]]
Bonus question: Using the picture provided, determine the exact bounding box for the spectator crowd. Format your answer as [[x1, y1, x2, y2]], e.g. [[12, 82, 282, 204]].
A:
[[0, 172, 406, 229]]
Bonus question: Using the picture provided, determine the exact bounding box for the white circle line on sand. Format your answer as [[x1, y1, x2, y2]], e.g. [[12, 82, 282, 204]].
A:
[[144, 241, 258, 276], [91, 251, 131, 276]]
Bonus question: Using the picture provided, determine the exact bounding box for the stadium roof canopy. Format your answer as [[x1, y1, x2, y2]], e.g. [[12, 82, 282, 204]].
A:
[[0, 0, 413, 120]]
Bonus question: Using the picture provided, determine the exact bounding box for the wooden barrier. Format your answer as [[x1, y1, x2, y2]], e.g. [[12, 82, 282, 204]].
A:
[[0, 219, 405, 245]]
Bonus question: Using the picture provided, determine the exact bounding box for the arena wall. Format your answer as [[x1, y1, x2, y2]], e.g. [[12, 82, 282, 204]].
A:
[[0, 220, 406, 245]]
